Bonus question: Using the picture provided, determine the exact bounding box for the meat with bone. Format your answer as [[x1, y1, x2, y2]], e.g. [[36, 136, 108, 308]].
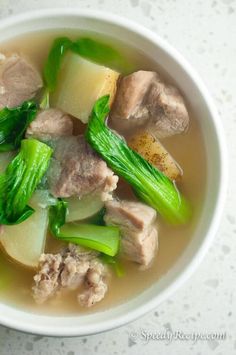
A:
[[32, 253, 63, 304], [78, 259, 108, 307], [32, 244, 109, 307]]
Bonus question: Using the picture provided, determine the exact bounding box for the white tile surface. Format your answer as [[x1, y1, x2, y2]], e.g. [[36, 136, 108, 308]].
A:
[[0, 0, 235, 354]]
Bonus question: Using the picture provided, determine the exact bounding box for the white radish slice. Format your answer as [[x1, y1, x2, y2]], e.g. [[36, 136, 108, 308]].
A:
[[65, 195, 104, 223], [0, 191, 48, 268], [51, 52, 119, 123]]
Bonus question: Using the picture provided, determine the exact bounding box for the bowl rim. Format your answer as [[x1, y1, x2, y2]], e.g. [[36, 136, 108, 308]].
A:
[[0, 8, 228, 336]]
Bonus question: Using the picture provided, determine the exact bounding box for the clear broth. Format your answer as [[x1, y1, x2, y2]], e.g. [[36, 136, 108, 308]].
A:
[[0, 30, 206, 315]]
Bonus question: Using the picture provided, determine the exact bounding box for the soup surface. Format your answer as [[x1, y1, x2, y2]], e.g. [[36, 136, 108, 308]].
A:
[[0, 30, 206, 315]]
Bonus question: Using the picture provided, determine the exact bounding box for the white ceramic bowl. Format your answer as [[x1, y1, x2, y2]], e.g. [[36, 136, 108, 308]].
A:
[[0, 9, 227, 336]]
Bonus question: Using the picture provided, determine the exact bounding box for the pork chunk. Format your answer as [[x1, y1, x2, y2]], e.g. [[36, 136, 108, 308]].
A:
[[78, 260, 108, 307], [0, 53, 43, 108], [32, 253, 63, 304], [32, 244, 109, 307], [26, 108, 73, 140], [111, 71, 154, 126], [60, 244, 99, 291], [111, 70, 189, 138], [48, 135, 118, 200], [104, 200, 158, 267], [60, 255, 90, 290], [63, 243, 99, 261]]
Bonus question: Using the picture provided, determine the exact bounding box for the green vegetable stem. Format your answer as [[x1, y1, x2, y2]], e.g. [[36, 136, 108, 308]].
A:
[[86, 96, 191, 225], [49, 200, 120, 256], [100, 254, 125, 277], [0, 139, 52, 225], [43, 36, 131, 93], [0, 100, 37, 152]]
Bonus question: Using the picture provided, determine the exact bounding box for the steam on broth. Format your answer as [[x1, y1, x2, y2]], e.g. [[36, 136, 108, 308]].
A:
[[0, 30, 206, 314]]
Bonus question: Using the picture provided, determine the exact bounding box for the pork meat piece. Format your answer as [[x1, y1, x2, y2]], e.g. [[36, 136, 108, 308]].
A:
[[104, 200, 158, 267], [63, 243, 99, 261], [78, 259, 108, 307], [60, 255, 90, 290], [146, 79, 189, 138], [111, 71, 155, 126], [60, 245, 98, 290], [0, 53, 43, 108], [32, 244, 109, 307], [48, 135, 118, 200], [111, 70, 189, 138], [32, 253, 63, 304], [26, 108, 73, 140]]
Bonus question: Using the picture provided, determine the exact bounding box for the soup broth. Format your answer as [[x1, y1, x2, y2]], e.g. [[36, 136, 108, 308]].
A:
[[0, 30, 206, 315]]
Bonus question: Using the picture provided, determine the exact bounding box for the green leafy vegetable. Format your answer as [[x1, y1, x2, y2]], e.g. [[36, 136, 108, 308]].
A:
[[86, 96, 191, 225], [43, 36, 131, 93], [65, 195, 104, 223], [49, 200, 120, 256], [0, 100, 37, 152], [0, 139, 52, 225], [71, 37, 131, 72], [43, 37, 72, 92], [100, 254, 125, 277], [39, 89, 50, 110], [49, 198, 67, 236], [88, 207, 106, 226]]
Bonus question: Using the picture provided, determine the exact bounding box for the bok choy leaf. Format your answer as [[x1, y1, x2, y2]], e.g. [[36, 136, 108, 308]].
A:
[[49, 200, 120, 256], [71, 37, 131, 72], [43, 37, 72, 92], [100, 254, 125, 277], [0, 139, 52, 225], [0, 100, 37, 152], [43, 36, 131, 93], [85, 96, 191, 225]]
